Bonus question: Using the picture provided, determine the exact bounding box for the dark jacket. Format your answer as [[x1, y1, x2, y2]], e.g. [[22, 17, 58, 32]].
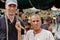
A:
[[0, 15, 25, 40]]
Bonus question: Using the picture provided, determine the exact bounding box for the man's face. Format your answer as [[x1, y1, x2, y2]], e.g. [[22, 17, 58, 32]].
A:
[[18, 12, 23, 17], [31, 15, 41, 30], [5, 4, 17, 16], [47, 20, 51, 25]]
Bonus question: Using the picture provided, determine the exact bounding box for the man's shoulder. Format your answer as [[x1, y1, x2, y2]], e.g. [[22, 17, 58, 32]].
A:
[[42, 29, 54, 40], [0, 15, 5, 21], [42, 24, 47, 27], [26, 30, 33, 34], [0, 15, 5, 27], [42, 29, 52, 34], [41, 24, 48, 30]]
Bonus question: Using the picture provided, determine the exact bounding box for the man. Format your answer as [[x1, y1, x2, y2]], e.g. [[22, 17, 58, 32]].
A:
[[0, 0, 23, 40], [18, 9, 24, 18], [55, 13, 60, 40], [24, 14, 55, 40], [41, 16, 52, 32]]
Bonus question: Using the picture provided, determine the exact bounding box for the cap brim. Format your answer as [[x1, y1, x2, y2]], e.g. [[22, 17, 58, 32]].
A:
[[7, 2, 17, 6]]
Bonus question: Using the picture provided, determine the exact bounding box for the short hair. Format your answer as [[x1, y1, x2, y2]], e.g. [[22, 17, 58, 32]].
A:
[[19, 9, 23, 13], [45, 16, 52, 22], [30, 14, 41, 20]]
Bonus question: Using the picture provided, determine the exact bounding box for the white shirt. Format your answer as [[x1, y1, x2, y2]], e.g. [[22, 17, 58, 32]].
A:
[[24, 29, 55, 40], [55, 23, 60, 39]]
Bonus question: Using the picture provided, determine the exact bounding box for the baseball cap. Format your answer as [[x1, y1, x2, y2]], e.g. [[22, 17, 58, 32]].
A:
[[6, 0, 18, 6]]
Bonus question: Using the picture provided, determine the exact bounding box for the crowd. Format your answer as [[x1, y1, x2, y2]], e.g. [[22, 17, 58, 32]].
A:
[[0, 0, 60, 40]]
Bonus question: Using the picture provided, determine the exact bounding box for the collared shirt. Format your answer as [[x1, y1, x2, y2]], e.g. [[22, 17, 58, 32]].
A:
[[8, 17, 18, 40], [24, 29, 55, 40], [0, 15, 25, 40]]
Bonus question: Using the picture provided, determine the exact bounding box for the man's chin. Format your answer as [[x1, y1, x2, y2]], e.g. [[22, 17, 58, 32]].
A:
[[9, 14, 15, 16], [34, 28, 40, 30]]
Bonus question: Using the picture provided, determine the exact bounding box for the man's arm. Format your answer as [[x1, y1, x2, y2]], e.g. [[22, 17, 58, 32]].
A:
[[15, 20, 23, 40], [18, 31, 22, 40]]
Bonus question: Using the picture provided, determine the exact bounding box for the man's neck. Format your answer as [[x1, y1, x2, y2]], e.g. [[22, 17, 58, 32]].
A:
[[33, 28, 42, 35], [7, 14, 15, 23]]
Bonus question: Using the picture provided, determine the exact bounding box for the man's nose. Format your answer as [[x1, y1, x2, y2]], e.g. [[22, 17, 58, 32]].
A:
[[35, 22, 37, 24], [10, 7, 14, 10]]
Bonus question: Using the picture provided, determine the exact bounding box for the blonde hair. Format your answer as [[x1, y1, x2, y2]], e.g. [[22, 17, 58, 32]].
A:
[[30, 14, 41, 20]]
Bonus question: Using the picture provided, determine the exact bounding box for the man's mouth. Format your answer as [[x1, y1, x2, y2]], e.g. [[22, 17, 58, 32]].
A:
[[9, 13, 14, 16]]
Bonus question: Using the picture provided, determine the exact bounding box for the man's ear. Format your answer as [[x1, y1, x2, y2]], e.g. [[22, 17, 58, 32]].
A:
[[5, 4, 7, 9], [16, 6, 18, 10]]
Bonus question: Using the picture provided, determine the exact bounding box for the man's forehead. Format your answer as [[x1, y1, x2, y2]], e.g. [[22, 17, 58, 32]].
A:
[[31, 15, 40, 18], [32, 17, 40, 21], [31, 15, 41, 20], [7, 4, 17, 6]]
